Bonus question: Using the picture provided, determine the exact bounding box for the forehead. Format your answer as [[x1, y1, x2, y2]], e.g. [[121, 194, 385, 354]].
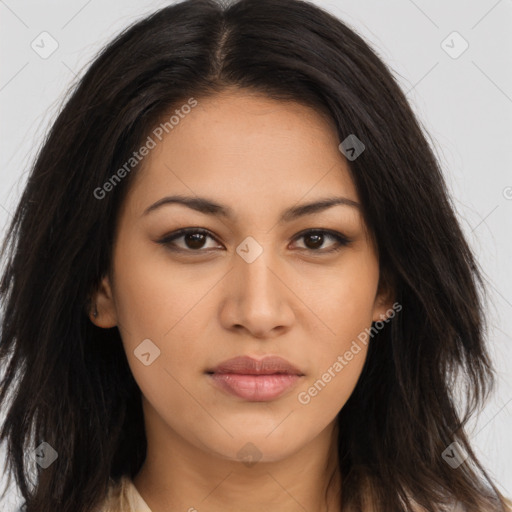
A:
[[126, 90, 360, 218]]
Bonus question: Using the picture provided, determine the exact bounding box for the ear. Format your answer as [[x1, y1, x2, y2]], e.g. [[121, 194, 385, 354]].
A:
[[371, 269, 396, 323], [88, 274, 118, 328]]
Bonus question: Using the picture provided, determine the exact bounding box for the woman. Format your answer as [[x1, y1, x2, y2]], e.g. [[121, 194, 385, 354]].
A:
[[0, 0, 510, 511]]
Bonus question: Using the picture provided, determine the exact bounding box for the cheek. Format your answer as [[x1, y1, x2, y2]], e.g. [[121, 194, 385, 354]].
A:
[[296, 344, 368, 430], [294, 276, 375, 425], [111, 231, 210, 344], [294, 250, 378, 416], [110, 236, 214, 410], [306, 248, 380, 350]]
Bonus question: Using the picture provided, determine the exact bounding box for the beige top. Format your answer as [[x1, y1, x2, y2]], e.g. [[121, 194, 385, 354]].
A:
[[99, 475, 152, 512], [98, 476, 512, 512]]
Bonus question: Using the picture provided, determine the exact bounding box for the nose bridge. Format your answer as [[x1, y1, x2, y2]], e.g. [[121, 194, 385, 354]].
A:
[[223, 234, 294, 336], [236, 234, 279, 303]]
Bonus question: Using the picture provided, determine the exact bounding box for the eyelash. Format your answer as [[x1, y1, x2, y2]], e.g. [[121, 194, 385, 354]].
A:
[[157, 227, 351, 255]]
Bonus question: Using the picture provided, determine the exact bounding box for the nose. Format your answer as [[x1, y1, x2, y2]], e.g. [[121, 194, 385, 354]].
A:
[[219, 244, 295, 339]]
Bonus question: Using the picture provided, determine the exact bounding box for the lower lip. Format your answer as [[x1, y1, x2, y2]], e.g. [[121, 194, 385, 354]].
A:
[[208, 373, 301, 401]]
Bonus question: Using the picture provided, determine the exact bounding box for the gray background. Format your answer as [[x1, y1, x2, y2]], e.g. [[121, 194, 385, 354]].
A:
[[1, 0, 511, 509]]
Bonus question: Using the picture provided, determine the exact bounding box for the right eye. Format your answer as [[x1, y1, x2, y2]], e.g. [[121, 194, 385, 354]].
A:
[[157, 228, 223, 253]]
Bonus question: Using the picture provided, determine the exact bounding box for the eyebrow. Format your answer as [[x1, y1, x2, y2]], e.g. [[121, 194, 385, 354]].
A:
[[142, 194, 360, 222]]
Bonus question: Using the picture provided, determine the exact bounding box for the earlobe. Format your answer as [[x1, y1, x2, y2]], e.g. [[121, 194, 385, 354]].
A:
[[371, 271, 396, 323], [88, 275, 118, 328], [371, 297, 395, 323]]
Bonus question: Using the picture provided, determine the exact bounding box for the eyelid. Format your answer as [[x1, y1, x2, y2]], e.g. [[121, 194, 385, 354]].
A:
[[157, 227, 352, 254]]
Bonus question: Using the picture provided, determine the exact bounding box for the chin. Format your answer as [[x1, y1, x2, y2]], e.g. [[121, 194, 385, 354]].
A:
[[199, 430, 309, 465]]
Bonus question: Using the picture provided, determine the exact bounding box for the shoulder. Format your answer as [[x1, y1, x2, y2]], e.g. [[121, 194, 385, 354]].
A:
[[408, 496, 512, 512], [96, 475, 152, 512], [14, 476, 152, 512]]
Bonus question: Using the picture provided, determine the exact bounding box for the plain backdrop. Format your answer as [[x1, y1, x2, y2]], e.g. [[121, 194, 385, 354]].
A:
[[0, 0, 511, 509]]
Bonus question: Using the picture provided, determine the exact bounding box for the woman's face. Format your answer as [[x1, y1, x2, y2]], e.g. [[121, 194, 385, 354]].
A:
[[93, 89, 393, 463]]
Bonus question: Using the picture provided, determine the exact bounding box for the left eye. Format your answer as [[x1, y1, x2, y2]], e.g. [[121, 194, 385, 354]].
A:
[[158, 228, 351, 254], [293, 229, 350, 252]]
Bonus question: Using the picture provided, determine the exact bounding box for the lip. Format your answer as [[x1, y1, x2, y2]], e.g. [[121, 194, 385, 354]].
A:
[[206, 355, 304, 401]]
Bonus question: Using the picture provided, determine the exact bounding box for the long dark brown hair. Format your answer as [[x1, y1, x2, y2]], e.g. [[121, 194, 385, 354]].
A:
[[0, 0, 509, 510]]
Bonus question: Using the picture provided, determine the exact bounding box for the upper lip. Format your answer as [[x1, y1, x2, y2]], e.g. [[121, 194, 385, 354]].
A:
[[207, 356, 304, 376]]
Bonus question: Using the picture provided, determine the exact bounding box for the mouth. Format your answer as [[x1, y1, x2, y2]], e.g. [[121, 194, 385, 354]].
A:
[[206, 355, 304, 402]]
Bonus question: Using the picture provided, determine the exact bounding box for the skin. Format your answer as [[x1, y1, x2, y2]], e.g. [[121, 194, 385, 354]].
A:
[[91, 89, 394, 512]]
